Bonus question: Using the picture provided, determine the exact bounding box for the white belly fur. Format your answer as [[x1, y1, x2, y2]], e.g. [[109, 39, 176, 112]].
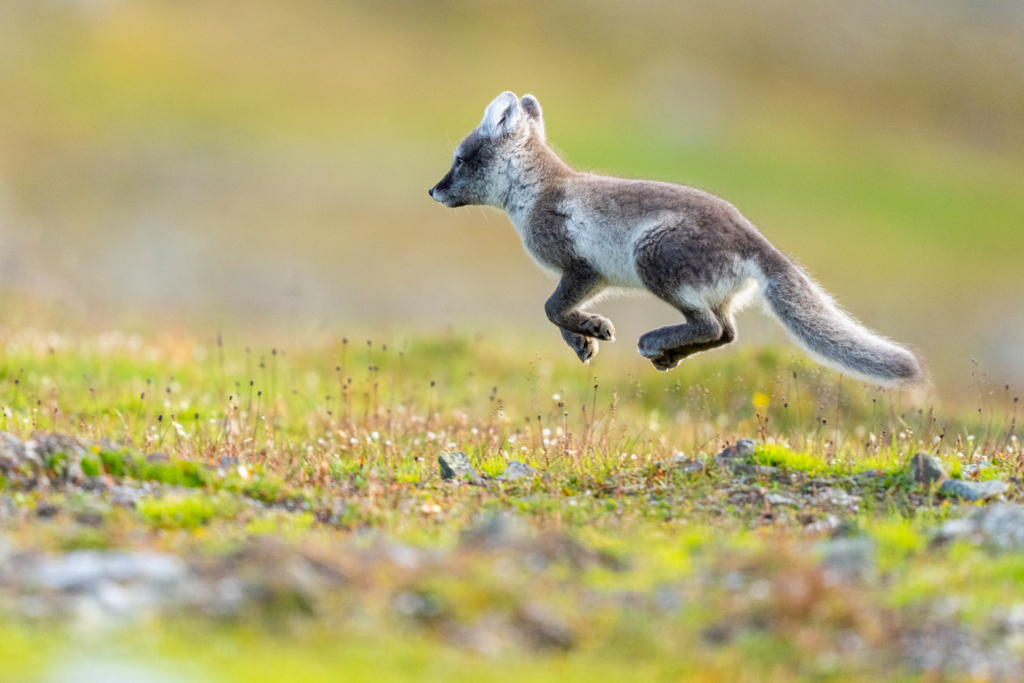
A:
[[566, 212, 645, 289]]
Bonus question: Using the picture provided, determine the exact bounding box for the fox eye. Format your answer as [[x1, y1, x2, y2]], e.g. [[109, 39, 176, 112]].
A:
[[455, 156, 465, 168]]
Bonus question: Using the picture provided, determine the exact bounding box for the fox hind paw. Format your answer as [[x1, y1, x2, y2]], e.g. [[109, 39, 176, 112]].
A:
[[637, 340, 684, 371], [648, 353, 682, 371]]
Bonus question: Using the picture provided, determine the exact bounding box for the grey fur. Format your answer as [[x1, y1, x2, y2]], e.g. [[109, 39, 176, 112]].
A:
[[429, 92, 925, 388]]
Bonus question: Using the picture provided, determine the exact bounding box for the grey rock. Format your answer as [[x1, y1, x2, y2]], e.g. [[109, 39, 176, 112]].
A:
[[29, 433, 91, 482], [438, 451, 478, 481], [496, 461, 536, 481], [717, 438, 757, 460], [392, 591, 441, 619], [460, 512, 525, 549], [938, 478, 1008, 502], [937, 504, 1024, 550], [672, 457, 705, 474], [714, 439, 775, 478], [813, 487, 861, 510], [804, 514, 842, 533], [908, 452, 946, 486], [109, 485, 143, 509], [765, 492, 799, 507], [980, 505, 1024, 549], [33, 551, 187, 591], [0, 432, 28, 472], [731, 464, 780, 477], [901, 623, 1021, 679], [817, 536, 876, 580], [517, 601, 575, 650]]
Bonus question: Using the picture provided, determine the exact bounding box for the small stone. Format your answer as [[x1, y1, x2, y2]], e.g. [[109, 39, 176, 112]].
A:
[[672, 456, 705, 474], [438, 451, 478, 481], [517, 601, 575, 650], [0, 432, 27, 473], [980, 505, 1024, 549], [735, 438, 757, 457], [817, 536, 876, 580], [109, 485, 142, 509], [731, 464, 780, 477], [908, 452, 947, 486], [936, 504, 1024, 549], [75, 511, 105, 527], [496, 461, 536, 481], [765, 493, 799, 507], [814, 487, 861, 510], [460, 512, 525, 549], [805, 514, 841, 533], [718, 438, 757, 460], [938, 478, 1008, 502], [146, 452, 170, 463]]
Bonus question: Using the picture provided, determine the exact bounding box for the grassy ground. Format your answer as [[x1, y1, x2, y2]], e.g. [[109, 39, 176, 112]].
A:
[[0, 329, 1022, 681]]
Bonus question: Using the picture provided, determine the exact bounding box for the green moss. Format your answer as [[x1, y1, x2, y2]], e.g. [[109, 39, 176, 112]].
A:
[[236, 476, 286, 503], [80, 456, 101, 478], [246, 511, 314, 538], [99, 450, 128, 477], [134, 457, 209, 488], [57, 526, 110, 551], [754, 444, 905, 477], [867, 519, 927, 572], [138, 493, 240, 530], [43, 451, 67, 477]]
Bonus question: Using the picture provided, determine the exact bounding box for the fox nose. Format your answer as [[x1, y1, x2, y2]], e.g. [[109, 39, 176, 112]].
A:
[[428, 187, 434, 198]]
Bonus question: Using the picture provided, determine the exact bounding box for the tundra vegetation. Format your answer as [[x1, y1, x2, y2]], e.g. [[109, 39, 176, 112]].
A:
[[0, 329, 1022, 682], [0, 3, 1023, 680]]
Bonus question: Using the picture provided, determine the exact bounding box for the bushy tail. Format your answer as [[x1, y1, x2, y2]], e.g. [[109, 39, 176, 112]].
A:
[[756, 253, 925, 388]]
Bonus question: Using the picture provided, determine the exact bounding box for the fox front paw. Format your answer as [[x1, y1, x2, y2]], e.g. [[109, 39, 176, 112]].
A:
[[580, 315, 615, 342], [561, 329, 598, 364]]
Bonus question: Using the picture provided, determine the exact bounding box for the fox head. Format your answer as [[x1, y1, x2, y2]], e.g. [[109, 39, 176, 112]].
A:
[[429, 91, 546, 208]]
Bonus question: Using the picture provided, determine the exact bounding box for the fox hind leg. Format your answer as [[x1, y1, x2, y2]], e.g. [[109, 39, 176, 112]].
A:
[[638, 307, 736, 371]]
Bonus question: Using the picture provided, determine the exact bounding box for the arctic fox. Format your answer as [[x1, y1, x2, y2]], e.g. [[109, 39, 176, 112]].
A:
[[429, 92, 924, 388]]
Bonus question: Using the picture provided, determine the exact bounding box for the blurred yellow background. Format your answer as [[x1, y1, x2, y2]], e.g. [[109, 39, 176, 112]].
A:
[[0, 0, 1021, 392]]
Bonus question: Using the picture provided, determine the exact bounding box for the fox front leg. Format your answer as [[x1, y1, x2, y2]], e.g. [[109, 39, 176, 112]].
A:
[[544, 268, 614, 363], [560, 328, 598, 364]]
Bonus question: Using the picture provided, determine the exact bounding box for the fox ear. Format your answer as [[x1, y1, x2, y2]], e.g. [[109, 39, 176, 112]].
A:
[[519, 94, 545, 140], [480, 91, 521, 138]]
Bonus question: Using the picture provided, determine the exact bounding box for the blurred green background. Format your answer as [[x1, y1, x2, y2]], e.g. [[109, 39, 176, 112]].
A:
[[0, 0, 1021, 393]]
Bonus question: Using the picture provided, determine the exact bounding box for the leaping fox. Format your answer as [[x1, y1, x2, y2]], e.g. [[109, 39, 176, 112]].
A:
[[429, 92, 924, 388]]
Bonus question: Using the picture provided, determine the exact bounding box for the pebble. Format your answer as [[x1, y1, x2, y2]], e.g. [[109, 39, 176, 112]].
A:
[[813, 487, 861, 510], [908, 452, 947, 486], [496, 461, 537, 481], [672, 457, 705, 474], [460, 512, 525, 549], [31, 551, 187, 591], [438, 451, 479, 482], [938, 478, 1009, 502], [937, 504, 1024, 550], [717, 438, 757, 460], [817, 536, 877, 581], [765, 493, 799, 507], [730, 464, 781, 477]]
